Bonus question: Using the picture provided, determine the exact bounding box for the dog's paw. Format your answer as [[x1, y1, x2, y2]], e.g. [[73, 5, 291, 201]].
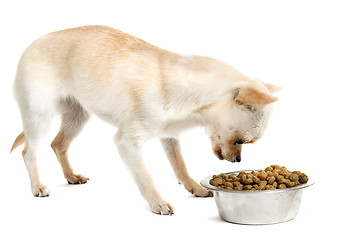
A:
[[66, 173, 89, 184], [31, 185, 50, 197], [150, 201, 174, 215], [183, 180, 213, 197]]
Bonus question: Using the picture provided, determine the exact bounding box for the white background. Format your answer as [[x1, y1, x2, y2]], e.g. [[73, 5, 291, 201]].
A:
[[0, 0, 359, 239]]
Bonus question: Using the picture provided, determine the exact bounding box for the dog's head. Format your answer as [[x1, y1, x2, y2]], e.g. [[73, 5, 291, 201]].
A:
[[205, 82, 279, 163]]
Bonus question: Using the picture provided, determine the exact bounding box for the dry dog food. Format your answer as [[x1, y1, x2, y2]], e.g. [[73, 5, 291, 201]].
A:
[[209, 165, 308, 191]]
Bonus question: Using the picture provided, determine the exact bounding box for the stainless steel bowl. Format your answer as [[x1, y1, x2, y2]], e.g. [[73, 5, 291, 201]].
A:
[[201, 170, 314, 225]]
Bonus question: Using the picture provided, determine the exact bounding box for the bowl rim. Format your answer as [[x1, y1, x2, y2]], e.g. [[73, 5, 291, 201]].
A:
[[200, 170, 314, 194]]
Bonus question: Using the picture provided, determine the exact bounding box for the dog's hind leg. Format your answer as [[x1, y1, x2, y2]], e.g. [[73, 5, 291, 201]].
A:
[[160, 138, 213, 197], [114, 132, 174, 215], [51, 97, 90, 184], [19, 102, 55, 197]]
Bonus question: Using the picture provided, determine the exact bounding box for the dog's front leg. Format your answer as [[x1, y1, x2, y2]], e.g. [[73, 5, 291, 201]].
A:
[[114, 133, 173, 215], [160, 138, 213, 197]]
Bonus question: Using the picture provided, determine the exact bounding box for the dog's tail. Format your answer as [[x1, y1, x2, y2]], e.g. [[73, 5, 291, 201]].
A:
[[10, 132, 25, 153]]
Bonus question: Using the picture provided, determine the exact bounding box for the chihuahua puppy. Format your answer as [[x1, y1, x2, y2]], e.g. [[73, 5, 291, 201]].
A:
[[11, 26, 279, 215]]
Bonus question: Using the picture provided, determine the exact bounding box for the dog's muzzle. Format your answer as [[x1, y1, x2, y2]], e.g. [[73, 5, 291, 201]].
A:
[[214, 149, 241, 163], [212, 142, 242, 163]]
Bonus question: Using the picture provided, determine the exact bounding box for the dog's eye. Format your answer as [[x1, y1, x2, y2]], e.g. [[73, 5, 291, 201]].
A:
[[243, 104, 255, 112], [234, 140, 244, 145]]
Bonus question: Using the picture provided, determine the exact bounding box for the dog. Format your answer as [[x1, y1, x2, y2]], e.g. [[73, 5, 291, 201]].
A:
[[10, 25, 279, 215]]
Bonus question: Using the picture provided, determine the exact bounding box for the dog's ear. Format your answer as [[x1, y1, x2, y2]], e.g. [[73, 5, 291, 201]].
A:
[[263, 83, 281, 93], [233, 88, 278, 105]]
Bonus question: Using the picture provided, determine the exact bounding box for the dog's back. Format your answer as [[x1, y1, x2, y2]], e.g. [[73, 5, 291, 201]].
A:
[[14, 25, 176, 126]]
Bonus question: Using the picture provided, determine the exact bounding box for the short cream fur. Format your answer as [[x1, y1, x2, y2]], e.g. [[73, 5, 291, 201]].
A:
[[11, 26, 278, 215]]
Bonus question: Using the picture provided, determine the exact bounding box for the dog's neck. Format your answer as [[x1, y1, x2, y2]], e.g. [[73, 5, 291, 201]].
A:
[[161, 54, 244, 124]]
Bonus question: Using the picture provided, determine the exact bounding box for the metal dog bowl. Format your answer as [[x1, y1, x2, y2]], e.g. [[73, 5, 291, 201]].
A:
[[201, 171, 314, 225]]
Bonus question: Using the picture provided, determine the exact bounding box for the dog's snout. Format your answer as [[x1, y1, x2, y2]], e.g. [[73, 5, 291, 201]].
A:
[[235, 155, 241, 162]]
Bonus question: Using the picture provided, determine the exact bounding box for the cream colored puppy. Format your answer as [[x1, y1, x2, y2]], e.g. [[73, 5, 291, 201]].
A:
[[11, 26, 279, 215]]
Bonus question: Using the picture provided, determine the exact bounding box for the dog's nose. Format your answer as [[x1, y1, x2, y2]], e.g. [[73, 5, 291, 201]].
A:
[[235, 155, 241, 162]]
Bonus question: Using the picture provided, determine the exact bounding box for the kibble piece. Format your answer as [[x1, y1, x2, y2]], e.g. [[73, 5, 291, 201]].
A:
[[243, 177, 253, 185], [259, 181, 267, 190], [265, 166, 273, 172], [239, 174, 247, 184], [266, 185, 276, 190], [279, 168, 291, 178], [278, 183, 287, 189], [224, 182, 234, 189], [257, 170, 268, 180], [266, 171, 274, 178], [299, 174, 308, 184], [277, 175, 286, 183], [252, 176, 261, 184], [233, 182, 243, 188], [289, 173, 299, 182], [243, 185, 253, 190], [229, 174, 239, 181], [270, 164, 282, 170], [267, 176, 276, 185], [284, 179, 295, 188], [209, 177, 223, 186]]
